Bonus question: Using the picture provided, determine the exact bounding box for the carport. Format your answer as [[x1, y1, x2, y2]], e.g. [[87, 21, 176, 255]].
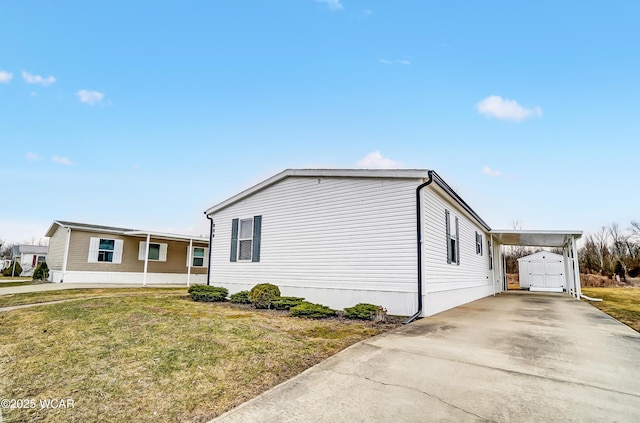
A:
[[489, 230, 583, 298]]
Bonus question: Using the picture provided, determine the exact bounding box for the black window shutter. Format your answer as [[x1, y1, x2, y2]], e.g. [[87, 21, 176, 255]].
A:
[[230, 218, 239, 262], [455, 217, 460, 265], [252, 215, 262, 262], [445, 210, 451, 264]]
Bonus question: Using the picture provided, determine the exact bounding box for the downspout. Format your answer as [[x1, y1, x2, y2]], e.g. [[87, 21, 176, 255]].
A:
[[404, 171, 434, 324], [205, 215, 214, 286]]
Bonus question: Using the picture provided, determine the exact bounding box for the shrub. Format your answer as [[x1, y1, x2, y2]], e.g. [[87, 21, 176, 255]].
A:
[[32, 261, 49, 281], [344, 303, 387, 322], [2, 261, 22, 277], [290, 301, 336, 319], [230, 290, 251, 304], [248, 283, 281, 309], [188, 284, 228, 302], [271, 296, 305, 310]]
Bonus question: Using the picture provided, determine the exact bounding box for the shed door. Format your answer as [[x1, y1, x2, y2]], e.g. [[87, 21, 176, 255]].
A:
[[529, 256, 564, 292], [529, 260, 545, 288]]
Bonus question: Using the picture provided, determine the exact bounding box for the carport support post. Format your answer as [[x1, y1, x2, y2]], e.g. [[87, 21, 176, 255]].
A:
[[571, 236, 581, 298], [143, 233, 150, 287]]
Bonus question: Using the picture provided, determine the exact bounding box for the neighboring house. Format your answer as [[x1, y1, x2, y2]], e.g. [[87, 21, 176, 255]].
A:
[[518, 251, 566, 292], [45, 221, 209, 285], [10, 245, 49, 276], [204, 169, 583, 318]]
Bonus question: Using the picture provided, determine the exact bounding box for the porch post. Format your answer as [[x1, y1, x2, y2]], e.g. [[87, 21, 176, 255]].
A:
[[187, 239, 193, 287], [143, 233, 150, 287]]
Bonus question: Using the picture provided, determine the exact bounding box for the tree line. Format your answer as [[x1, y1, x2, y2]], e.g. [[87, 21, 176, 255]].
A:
[[578, 222, 640, 279]]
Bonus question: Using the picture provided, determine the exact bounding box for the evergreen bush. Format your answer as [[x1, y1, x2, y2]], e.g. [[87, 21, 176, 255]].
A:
[[289, 301, 336, 319], [230, 290, 251, 304], [248, 283, 281, 309], [271, 296, 305, 310], [2, 261, 22, 277], [344, 303, 387, 322], [188, 284, 228, 302], [32, 261, 49, 281]]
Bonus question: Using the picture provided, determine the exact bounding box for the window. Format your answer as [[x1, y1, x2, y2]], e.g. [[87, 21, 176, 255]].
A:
[[445, 210, 460, 265], [187, 246, 209, 268], [98, 239, 115, 262], [230, 216, 262, 262], [475, 232, 483, 255], [488, 239, 493, 270], [138, 242, 168, 262], [88, 237, 123, 264]]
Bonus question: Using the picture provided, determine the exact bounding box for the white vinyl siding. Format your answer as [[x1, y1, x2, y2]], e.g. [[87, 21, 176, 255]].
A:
[[138, 242, 168, 262], [421, 186, 493, 316], [88, 237, 123, 264], [208, 176, 419, 315]]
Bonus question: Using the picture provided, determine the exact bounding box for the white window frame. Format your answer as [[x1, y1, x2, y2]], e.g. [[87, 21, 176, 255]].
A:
[[475, 232, 483, 255], [445, 210, 460, 265], [237, 218, 254, 261], [88, 237, 123, 264], [138, 241, 168, 262], [187, 246, 209, 268]]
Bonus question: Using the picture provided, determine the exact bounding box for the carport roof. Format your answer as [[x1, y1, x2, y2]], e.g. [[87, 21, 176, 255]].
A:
[[490, 230, 582, 247]]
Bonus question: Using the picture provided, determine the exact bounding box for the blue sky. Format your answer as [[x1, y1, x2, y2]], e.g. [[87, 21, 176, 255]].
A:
[[1, 0, 638, 245]]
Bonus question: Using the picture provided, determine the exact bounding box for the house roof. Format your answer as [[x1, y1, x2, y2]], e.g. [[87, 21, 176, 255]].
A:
[[12, 245, 49, 255], [204, 168, 493, 231], [45, 220, 209, 243], [490, 230, 582, 247]]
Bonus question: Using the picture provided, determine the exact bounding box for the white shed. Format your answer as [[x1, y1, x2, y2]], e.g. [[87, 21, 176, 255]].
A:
[[518, 251, 566, 292]]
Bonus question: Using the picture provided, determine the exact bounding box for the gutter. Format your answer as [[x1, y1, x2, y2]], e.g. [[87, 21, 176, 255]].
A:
[[404, 171, 435, 324], [205, 215, 214, 286]]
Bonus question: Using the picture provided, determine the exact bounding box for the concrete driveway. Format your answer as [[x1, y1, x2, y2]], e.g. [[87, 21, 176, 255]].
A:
[[212, 292, 640, 422]]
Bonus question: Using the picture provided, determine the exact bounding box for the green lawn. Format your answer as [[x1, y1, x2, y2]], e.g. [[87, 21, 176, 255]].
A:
[[582, 287, 640, 332], [0, 293, 391, 422]]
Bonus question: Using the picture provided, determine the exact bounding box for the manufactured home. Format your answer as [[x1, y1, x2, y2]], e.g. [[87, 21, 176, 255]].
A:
[[10, 244, 49, 276], [45, 221, 209, 285], [204, 169, 583, 318]]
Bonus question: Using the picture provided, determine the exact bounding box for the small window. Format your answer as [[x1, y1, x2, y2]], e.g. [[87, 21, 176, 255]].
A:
[[98, 239, 115, 262], [148, 243, 161, 261], [488, 239, 493, 270], [193, 247, 205, 267], [445, 210, 460, 265], [230, 216, 262, 262], [187, 246, 209, 268], [89, 237, 123, 264], [238, 219, 253, 261], [475, 232, 483, 255], [138, 242, 168, 262]]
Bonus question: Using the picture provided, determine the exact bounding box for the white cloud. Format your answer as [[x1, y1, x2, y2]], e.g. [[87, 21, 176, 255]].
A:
[[476, 95, 542, 122], [52, 155, 73, 165], [379, 59, 411, 66], [481, 166, 502, 177], [76, 89, 105, 105], [316, 0, 343, 11], [357, 151, 402, 169], [0, 70, 13, 83], [26, 152, 40, 161], [22, 71, 56, 86]]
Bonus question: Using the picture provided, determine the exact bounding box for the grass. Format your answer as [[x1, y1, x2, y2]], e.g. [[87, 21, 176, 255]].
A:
[[0, 293, 391, 422], [582, 287, 640, 332], [0, 288, 188, 308], [0, 280, 36, 288]]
